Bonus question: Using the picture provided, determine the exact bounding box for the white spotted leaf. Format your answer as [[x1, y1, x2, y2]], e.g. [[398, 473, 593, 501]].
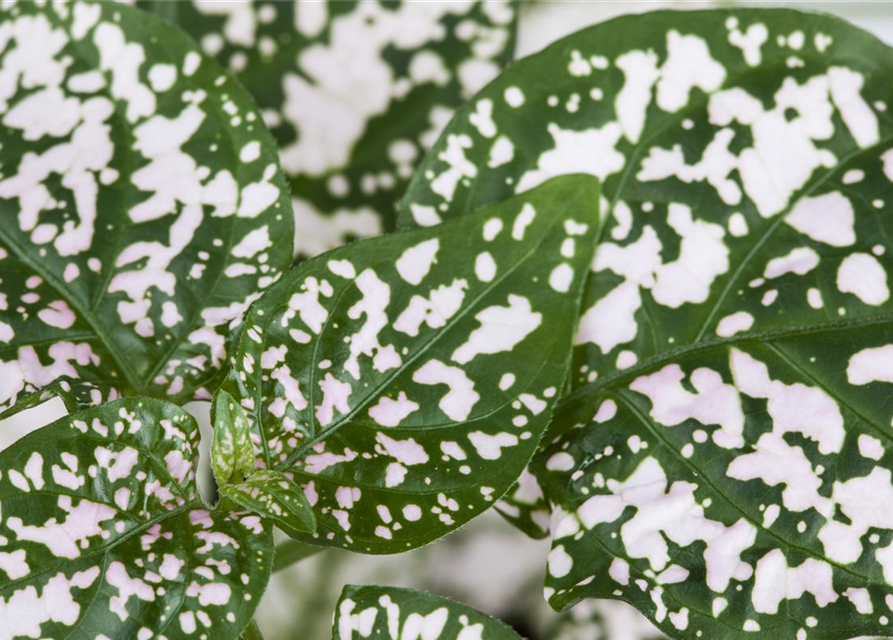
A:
[[401, 8, 893, 640], [140, 0, 518, 256], [0, 1, 293, 413], [0, 398, 273, 639], [223, 175, 599, 553], [219, 470, 317, 538], [333, 585, 523, 640]]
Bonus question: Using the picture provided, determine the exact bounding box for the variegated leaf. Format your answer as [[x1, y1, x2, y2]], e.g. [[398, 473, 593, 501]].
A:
[[0, 1, 293, 413], [0, 379, 118, 422], [223, 175, 599, 553], [219, 469, 317, 538], [0, 398, 273, 639], [140, 0, 518, 256], [400, 8, 893, 640], [494, 469, 551, 540], [213, 389, 256, 486], [333, 585, 522, 640]]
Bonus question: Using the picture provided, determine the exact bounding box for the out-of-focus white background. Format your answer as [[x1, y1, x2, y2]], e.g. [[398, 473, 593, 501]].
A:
[[3, 2, 892, 638]]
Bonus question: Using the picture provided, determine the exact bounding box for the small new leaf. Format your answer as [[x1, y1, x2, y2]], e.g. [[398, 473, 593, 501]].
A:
[[220, 470, 317, 537], [212, 389, 256, 486], [333, 585, 523, 640]]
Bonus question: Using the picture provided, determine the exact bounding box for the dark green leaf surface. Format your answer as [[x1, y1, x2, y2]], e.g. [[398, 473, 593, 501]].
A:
[[224, 175, 599, 553], [0, 1, 293, 413], [401, 8, 893, 639], [333, 585, 523, 640], [220, 469, 317, 538], [0, 398, 273, 639], [141, 0, 518, 254]]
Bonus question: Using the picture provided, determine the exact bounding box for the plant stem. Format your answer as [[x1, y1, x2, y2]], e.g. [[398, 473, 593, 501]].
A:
[[273, 539, 325, 573]]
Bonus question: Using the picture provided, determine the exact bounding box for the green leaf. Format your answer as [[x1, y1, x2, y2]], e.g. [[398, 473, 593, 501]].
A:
[[0, 397, 273, 639], [240, 620, 265, 640], [333, 585, 523, 640], [400, 7, 893, 640], [0, 1, 293, 413], [212, 389, 256, 486], [140, 0, 518, 253], [494, 469, 551, 540], [0, 379, 117, 422], [223, 175, 599, 553], [220, 469, 317, 537]]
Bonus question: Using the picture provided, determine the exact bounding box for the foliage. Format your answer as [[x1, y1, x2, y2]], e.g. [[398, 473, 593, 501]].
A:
[[142, 0, 519, 255], [5, 2, 893, 640], [403, 6, 893, 640], [0, 0, 293, 412], [333, 585, 523, 640], [0, 398, 273, 638], [222, 175, 598, 553]]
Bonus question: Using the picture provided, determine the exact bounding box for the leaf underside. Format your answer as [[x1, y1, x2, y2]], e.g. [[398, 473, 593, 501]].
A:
[[0, 1, 293, 413], [0, 398, 272, 639], [333, 584, 523, 640], [140, 0, 519, 256], [402, 8, 893, 640], [224, 175, 599, 553]]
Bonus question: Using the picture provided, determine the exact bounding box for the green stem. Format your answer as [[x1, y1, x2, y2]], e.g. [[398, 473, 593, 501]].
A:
[[273, 538, 325, 573]]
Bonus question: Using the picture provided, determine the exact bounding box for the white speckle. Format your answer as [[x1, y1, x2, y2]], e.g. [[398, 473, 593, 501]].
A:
[[657, 31, 726, 112], [547, 545, 573, 578], [452, 295, 541, 364], [858, 434, 884, 461], [786, 192, 855, 247], [504, 87, 525, 108], [615, 50, 660, 144], [764, 247, 819, 279], [548, 264, 574, 293], [807, 287, 824, 309], [728, 212, 748, 237], [413, 359, 479, 422], [716, 312, 754, 338], [848, 345, 893, 385], [838, 253, 889, 306], [396, 239, 439, 286], [475, 252, 496, 282], [728, 22, 768, 66], [468, 431, 518, 460], [751, 549, 837, 614], [517, 123, 623, 192], [368, 392, 419, 427], [239, 141, 261, 163], [512, 203, 535, 240], [632, 364, 744, 449]]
